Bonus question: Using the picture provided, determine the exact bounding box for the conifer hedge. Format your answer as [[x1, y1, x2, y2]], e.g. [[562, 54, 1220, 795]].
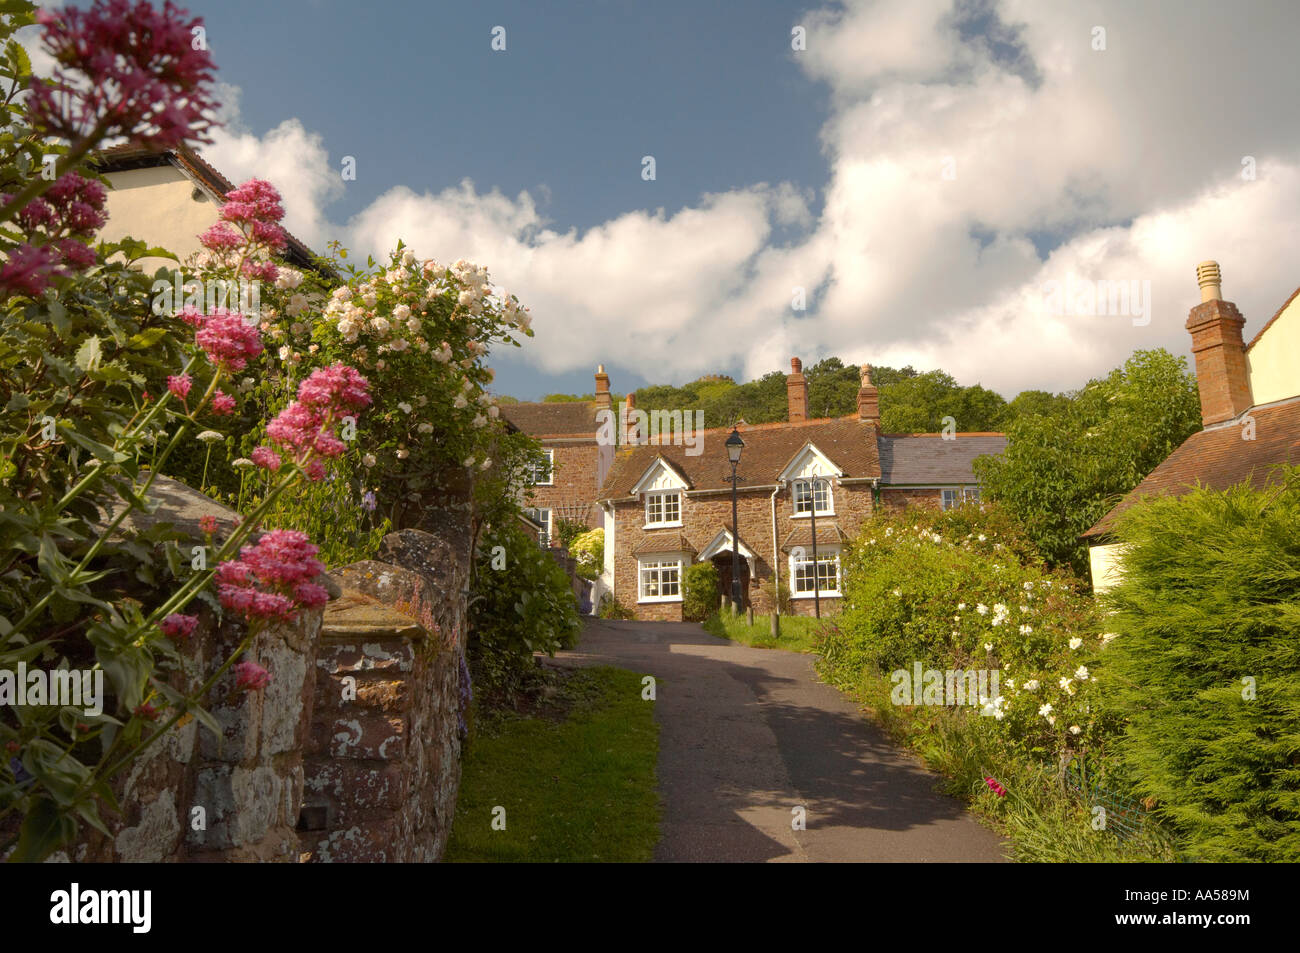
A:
[[1102, 467, 1300, 861]]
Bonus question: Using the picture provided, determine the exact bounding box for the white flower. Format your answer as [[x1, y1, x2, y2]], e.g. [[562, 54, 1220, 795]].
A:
[[885, 527, 893, 536], [274, 267, 303, 290], [287, 293, 309, 317], [397, 401, 412, 414], [1100, 632, 1119, 646], [463, 456, 476, 468], [278, 345, 291, 361], [232, 457, 255, 468], [362, 291, 377, 307], [479, 457, 492, 470], [1019, 624, 1033, 635], [362, 453, 376, 468], [396, 448, 409, 460], [1059, 677, 1075, 695], [1069, 725, 1082, 735], [407, 317, 421, 334], [984, 642, 993, 652], [417, 422, 433, 433], [1068, 637, 1083, 650], [1022, 581, 1033, 591], [892, 588, 901, 597], [402, 249, 416, 266], [239, 377, 255, 393], [1019, 604, 1029, 613], [1074, 665, 1089, 680], [390, 337, 409, 352], [976, 604, 988, 615], [957, 603, 966, 611], [487, 405, 499, 419], [454, 395, 469, 409], [1023, 679, 1040, 691], [1038, 703, 1053, 717], [472, 413, 487, 428], [393, 304, 411, 321], [369, 316, 391, 335], [197, 430, 223, 444], [978, 534, 986, 542]]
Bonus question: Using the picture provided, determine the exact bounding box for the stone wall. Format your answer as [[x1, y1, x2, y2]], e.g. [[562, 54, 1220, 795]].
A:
[[14, 483, 471, 864]]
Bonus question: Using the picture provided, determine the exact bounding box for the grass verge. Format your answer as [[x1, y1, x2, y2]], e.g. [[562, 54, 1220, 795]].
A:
[[702, 611, 821, 652], [446, 664, 660, 862], [827, 665, 1181, 862]]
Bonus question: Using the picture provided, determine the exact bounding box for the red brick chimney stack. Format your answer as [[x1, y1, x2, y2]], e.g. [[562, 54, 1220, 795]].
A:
[[787, 357, 808, 422], [594, 364, 611, 413], [623, 392, 641, 445], [857, 364, 880, 425], [1185, 261, 1253, 426]]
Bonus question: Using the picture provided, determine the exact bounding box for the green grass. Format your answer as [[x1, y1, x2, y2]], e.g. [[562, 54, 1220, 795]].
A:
[[702, 610, 822, 653], [446, 665, 660, 862], [827, 666, 1180, 862]]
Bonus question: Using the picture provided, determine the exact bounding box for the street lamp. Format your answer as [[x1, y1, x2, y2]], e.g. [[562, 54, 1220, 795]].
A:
[[725, 427, 745, 613]]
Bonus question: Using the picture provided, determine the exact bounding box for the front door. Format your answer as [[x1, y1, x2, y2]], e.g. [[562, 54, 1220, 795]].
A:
[[711, 552, 750, 610]]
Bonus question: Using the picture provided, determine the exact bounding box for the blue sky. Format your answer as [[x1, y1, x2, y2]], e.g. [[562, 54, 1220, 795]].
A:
[[29, 1, 1300, 404]]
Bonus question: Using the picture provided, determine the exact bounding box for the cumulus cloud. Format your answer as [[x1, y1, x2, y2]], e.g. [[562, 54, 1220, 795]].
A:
[[144, 0, 1300, 395]]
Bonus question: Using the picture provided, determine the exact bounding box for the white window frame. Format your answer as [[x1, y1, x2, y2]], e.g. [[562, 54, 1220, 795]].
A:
[[789, 548, 841, 598], [791, 478, 834, 518], [526, 507, 552, 546], [940, 488, 960, 511], [638, 557, 684, 603], [531, 449, 554, 486], [644, 490, 682, 528], [963, 486, 981, 504]]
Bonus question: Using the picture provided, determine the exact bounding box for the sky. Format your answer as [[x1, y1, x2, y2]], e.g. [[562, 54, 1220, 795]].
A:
[[24, 0, 1300, 402]]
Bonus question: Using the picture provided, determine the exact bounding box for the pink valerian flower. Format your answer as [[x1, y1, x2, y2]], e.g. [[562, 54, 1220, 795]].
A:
[[194, 309, 263, 372], [179, 305, 205, 328], [160, 613, 199, 639], [199, 223, 242, 251], [210, 390, 236, 415], [233, 661, 271, 691], [0, 176, 109, 291], [0, 244, 60, 297], [198, 515, 218, 535], [167, 373, 192, 401], [250, 445, 281, 471], [261, 364, 371, 479], [25, 0, 218, 152], [240, 258, 278, 283], [215, 529, 326, 625], [221, 179, 284, 224]]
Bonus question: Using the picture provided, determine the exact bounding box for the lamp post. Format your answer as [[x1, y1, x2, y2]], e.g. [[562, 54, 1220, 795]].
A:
[[725, 428, 745, 613], [806, 475, 831, 619]]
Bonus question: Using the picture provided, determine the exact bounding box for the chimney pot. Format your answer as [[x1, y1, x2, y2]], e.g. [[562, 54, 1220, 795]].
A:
[[786, 356, 808, 423], [1197, 260, 1222, 302]]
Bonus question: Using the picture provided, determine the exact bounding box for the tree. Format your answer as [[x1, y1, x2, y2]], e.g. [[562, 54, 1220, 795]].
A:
[[973, 348, 1202, 575]]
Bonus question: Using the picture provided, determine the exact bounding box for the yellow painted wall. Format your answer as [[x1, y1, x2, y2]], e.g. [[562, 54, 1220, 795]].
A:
[[1088, 542, 1127, 593], [98, 165, 220, 274], [1247, 292, 1300, 406]]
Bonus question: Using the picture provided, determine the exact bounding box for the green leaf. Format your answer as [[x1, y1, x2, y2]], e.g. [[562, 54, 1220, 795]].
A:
[[61, 426, 128, 464], [126, 327, 170, 350], [11, 796, 76, 863], [74, 335, 102, 372]]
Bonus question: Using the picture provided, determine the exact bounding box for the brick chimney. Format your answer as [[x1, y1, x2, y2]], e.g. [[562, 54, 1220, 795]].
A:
[[623, 392, 642, 445], [857, 364, 880, 425], [787, 357, 808, 422], [594, 364, 611, 413], [1185, 261, 1253, 426]]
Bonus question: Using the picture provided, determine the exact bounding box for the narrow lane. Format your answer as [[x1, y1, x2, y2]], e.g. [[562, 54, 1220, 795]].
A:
[[556, 618, 1008, 863]]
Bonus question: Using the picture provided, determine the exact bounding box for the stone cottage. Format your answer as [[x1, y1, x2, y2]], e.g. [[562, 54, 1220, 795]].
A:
[[499, 367, 617, 542], [1084, 261, 1300, 590], [596, 358, 1006, 621]]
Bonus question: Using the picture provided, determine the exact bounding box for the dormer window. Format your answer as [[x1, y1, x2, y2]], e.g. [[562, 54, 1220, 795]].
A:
[[792, 478, 833, 517], [645, 490, 682, 527]]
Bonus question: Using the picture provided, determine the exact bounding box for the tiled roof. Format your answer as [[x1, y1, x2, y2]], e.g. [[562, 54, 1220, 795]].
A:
[[632, 533, 696, 556], [878, 434, 1007, 484], [1083, 397, 1300, 538], [92, 144, 325, 274], [599, 417, 881, 498], [500, 401, 599, 437], [781, 524, 848, 551]]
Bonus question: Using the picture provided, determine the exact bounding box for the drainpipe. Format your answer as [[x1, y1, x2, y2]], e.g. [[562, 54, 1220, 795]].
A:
[[871, 477, 880, 509], [770, 485, 781, 615]]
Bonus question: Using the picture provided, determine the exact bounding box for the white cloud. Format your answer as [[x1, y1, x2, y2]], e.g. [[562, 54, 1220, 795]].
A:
[[167, 0, 1300, 397]]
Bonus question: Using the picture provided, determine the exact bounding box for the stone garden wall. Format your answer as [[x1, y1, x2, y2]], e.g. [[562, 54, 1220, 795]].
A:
[[27, 484, 470, 864]]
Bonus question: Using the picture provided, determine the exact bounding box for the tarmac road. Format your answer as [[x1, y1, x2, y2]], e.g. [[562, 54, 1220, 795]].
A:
[[555, 618, 1008, 863]]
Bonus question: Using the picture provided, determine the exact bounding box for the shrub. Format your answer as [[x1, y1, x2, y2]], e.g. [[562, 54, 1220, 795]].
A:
[[569, 528, 604, 581], [597, 594, 636, 620], [1101, 468, 1300, 861], [821, 504, 1106, 759], [681, 561, 720, 621], [468, 521, 581, 696], [760, 578, 793, 615]]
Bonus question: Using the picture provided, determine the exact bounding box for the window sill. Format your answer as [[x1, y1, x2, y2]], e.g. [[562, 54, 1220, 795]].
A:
[[791, 590, 842, 599], [643, 522, 683, 530], [638, 595, 683, 604], [790, 511, 834, 519]]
